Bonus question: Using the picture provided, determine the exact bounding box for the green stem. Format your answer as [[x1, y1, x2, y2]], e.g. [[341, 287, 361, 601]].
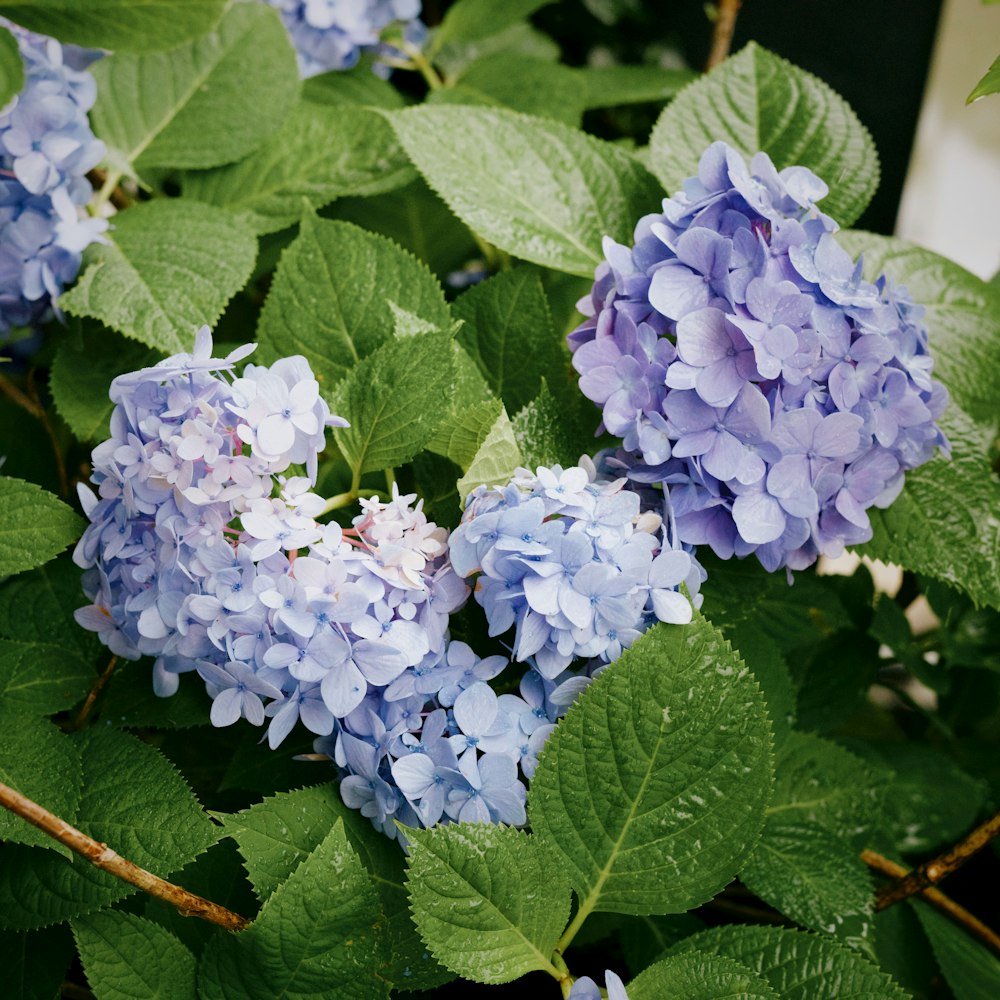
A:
[[384, 468, 396, 494], [91, 169, 123, 214], [551, 952, 574, 998], [555, 900, 592, 957], [319, 490, 357, 516], [400, 40, 444, 90]]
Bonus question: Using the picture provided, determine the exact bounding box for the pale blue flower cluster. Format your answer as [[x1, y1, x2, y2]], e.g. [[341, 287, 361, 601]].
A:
[[0, 23, 107, 337], [569, 971, 630, 1000], [449, 460, 705, 677], [570, 142, 949, 572], [264, 0, 425, 77]]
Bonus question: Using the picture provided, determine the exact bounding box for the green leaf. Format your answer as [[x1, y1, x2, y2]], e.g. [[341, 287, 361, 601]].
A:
[[511, 380, 585, 470], [0, 554, 104, 660], [648, 42, 879, 226], [436, 56, 584, 126], [432, 0, 554, 48], [324, 178, 478, 284], [0, 727, 215, 930], [452, 267, 567, 416], [579, 64, 697, 109], [257, 214, 450, 387], [0, 638, 95, 716], [90, 3, 299, 174], [100, 662, 212, 730], [51, 326, 161, 442], [0, 710, 82, 854], [0, 477, 83, 578], [74, 911, 197, 1000], [0, 25, 24, 111], [198, 819, 389, 1000], [222, 783, 450, 991], [741, 822, 874, 951], [848, 742, 986, 855], [427, 394, 501, 471], [861, 406, 1000, 610], [302, 67, 405, 109], [670, 924, 911, 999], [913, 901, 1000, 999], [838, 231, 1000, 425], [387, 105, 664, 276], [182, 103, 415, 235], [405, 824, 570, 984], [59, 200, 257, 355], [529, 615, 773, 917], [0, 1, 226, 52], [968, 53, 1000, 103], [455, 407, 524, 501], [627, 951, 779, 1000], [0, 925, 74, 1000], [331, 331, 456, 478], [434, 21, 559, 80]]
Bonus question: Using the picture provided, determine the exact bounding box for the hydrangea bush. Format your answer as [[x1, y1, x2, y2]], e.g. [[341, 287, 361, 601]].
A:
[[1, 3, 998, 999]]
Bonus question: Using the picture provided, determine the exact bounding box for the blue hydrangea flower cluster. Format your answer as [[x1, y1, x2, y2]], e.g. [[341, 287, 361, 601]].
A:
[[265, 0, 425, 77], [0, 23, 107, 337], [449, 459, 706, 678], [569, 142, 949, 572], [569, 971, 630, 1000]]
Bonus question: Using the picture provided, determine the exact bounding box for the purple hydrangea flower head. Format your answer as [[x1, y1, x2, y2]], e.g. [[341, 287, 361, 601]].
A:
[[570, 141, 949, 572], [0, 21, 107, 337], [450, 458, 704, 678], [265, 0, 425, 77]]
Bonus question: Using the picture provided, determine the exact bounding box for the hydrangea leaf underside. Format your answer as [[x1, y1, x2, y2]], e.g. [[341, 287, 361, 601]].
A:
[[387, 104, 664, 277], [529, 615, 773, 916], [649, 42, 879, 227], [257, 213, 450, 387], [0, 478, 84, 578], [669, 924, 910, 999], [182, 102, 414, 235], [73, 911, 196, 1000], [91, 2, 299, 174], [0, 727, 215, 931], [58, 199, 257, 354], [0, 1, 227, 52], [198, 819, 390, 1000]]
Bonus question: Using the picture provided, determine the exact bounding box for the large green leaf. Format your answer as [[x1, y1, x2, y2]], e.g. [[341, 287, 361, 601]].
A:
[[431, 0, 554, 49], [914, 901, 1000, 999], [91, 3, 299, 174], [331, 332, 457, 479], [455, 407, 524, 501], [648, 42, 879, 226], [387, 105, 664, 276], [0, 727, 215, 930], [452, 267, 567, 416], [529, 615, 773, 918], [257, 214, 450, 388], [74, 911, 197, 1000], [198, 819, 389, 1000], [670, 924, 910, 999], [405, 824, 571, 984], [0, 710, 82, 854], [627, 951, 779, 1000], [222, 783, 450, 992], [182, 102, 414, 235], [0, 477, 83, 578], [0, 25, 23, 111], [59, 200, 257, 355], [578, 64, 697, 109], [0, 1, 226, 52], [51, 326, 161, 443], [0, 638, 95, 716]]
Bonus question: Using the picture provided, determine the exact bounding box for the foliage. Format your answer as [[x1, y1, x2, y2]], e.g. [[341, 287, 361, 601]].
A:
[[0, 2, 998, 999]]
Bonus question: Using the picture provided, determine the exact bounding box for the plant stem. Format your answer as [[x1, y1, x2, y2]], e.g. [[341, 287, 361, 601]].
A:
[[91, 168, 125, 214], [319, 489, 357, 515], [862, 848, 1000, 957], [705, 0, 742, 70], [0, 368, 69, 497], [71, 655, 118, 731], [874, 808, 1000, 910], [0, 781, 250, 932], [400, 40, 444, 90]]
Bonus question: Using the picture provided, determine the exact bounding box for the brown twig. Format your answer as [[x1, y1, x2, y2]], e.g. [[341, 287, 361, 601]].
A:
[[26, 367, 70, 498], [706, 0, 743, 71], [71, 655, 118, 730], [862, 848, 1000, 957], [875, 809, 1000, 910], [0, 780, 249, 932]]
